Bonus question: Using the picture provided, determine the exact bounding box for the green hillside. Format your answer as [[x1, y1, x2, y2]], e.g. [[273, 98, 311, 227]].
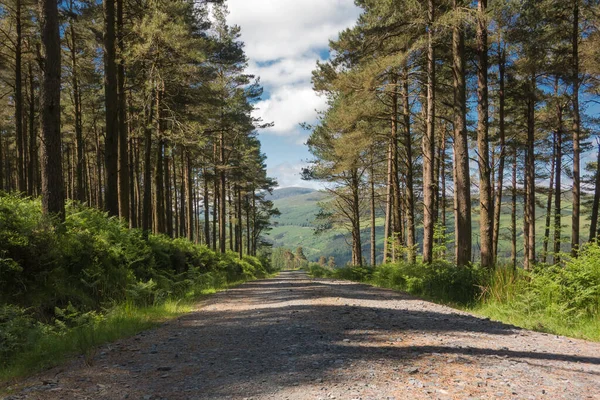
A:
[[267, 187, 596, 266]]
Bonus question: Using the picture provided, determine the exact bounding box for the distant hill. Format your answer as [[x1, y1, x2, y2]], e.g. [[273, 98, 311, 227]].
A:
[[267, 187, 381, 266], [265, 187, 316, 201], [266, 187, 587, 267]]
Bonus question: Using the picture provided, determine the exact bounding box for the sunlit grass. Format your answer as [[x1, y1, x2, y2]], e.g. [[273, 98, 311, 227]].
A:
[[0, 279, 250, 386]]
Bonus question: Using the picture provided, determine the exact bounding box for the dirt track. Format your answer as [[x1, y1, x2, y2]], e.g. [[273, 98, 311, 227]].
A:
[[4, 270, 600, 399]]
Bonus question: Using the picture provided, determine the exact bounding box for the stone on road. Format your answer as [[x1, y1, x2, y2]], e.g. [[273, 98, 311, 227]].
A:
[[5, 271, 600, 399]]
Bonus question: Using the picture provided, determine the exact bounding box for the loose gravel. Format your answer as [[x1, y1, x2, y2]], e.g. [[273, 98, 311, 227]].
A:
[[3, 270, 600, 399]]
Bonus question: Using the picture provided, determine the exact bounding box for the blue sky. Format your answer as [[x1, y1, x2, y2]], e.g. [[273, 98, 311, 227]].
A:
[[226, 0, 361, 188]]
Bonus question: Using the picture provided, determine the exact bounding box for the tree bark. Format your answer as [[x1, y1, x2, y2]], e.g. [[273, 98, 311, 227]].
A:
[[554, 100, 563, 263], [401, 65, 416, 263], [571, 0, 581, 256], [104, 0, 119, 216], [370, 161, 376, 266], [422, 0, 436, 264], [142, 91, 154, 239], [390, 73, 402, 261], [589, 142, 600, 241], [477, 0, 493, 268], [492, 44, 506, 263], [117, 0, 129, 222], [452, 1, 472, 267], [219, 132, 226, 253], [511, 148, 517, 270], [27, 63, 37, 196], [39, 0, 65, 221], [542, 134, 556, 263], [15, 0, 26, 193], [525, 72, 536, 269]]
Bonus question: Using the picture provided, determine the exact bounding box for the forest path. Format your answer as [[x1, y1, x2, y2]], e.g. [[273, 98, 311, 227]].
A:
[[5, 270, 600, 400]]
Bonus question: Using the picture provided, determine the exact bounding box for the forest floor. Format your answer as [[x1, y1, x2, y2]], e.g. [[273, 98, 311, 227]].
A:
[[2, 271, 600, 400]]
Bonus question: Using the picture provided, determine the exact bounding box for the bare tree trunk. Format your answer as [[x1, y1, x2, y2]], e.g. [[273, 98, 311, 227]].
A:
[[390, 74, 403, 261], [370, 160, 376, 266], [15, 0, 26, 193], [400, 65, 416, 263], [212, 172, 218, 251], [164, 143, 173, 237], [422, 0, 436, 264], [117, 0, 129, 222], [27, 63, 37, 196], [203, 168, 210, 246], [554, 81, 564, 263], [183, 150, 191, 240], [511, 146, 517, 269], [104, 0, 119, 216], [525, 72, 536, 269], [96, 126, 104, 210], [542, 134, 556, 263], [477, 0, 493, 268], [351, 170, 362, 266], [572, 0, 581, 256], [589, 142, 600, 241], [142, 92, 154, 239], [492, 44, 506, 263], [383, 140, 393, 263], [39, 0, 65, 221], [452, 1, 472, 266], [219, 132, 226, 253], [237, 186, 243, 259]]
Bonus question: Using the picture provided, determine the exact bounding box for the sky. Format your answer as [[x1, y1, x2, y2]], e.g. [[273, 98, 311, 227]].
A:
[[226, 0, 361, 189]]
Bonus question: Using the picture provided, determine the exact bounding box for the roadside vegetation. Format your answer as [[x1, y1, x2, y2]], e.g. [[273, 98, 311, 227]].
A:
[[304, 244, 600, 342], [0, 194, 276, 383]]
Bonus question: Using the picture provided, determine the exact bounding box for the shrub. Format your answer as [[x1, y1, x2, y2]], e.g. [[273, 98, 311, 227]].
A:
[[0, 193, 273, 373]]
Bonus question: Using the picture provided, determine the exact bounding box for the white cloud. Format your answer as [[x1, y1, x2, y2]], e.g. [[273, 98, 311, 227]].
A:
[[269, 162, 323, 189], [253, 85, 327, 135], [248, 55, 320, 89], [227, 0, 360, 62]]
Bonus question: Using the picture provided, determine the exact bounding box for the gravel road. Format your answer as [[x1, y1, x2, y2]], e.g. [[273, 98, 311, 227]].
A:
[[4, 270, 600, 400]]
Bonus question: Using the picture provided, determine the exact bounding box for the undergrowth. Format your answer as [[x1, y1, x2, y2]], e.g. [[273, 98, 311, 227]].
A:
[[306, 245, 600, 342], [0, 193, 277, 383]]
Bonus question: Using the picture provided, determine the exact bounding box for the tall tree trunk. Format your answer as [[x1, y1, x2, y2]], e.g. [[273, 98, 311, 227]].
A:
[[383, 139, 393, 263], [142, 92, 154, 239], [492, 44, 506, 263], [571, 0, 581, 256], [15, 0, 25, 193], [351, 170, 362, 266], [27, 63, 37, 196], [542, 134, 556, 263], [511, 146, 517, 269], [96, 126, 104, 210], [212, 172, 218, 251], [228, 183, 233, 252], [117, 0, 129, 222], [104, 0, 119, 216], [129, 135, 137, 227], [68, 17, 85, 203], [370, 161, 376, 266], [422, 0, 436, 264], [219, 132, 226, 253], [452, 1, 472, 266], [203, 168, 210, 246], [401, 64, 416, 263], [525, 72, 536, 269], [390, 74, 402, 261], [477, 0, 493, 268], [589, 142, 600, 241], [39, 0, 65, 220], [554, 100, 563, 263], [164, 143, 173, 237], [237, 186, 243, 259]]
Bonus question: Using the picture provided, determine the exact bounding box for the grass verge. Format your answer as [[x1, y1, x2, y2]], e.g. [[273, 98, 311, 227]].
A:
[[0, 278, 254, 387]]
